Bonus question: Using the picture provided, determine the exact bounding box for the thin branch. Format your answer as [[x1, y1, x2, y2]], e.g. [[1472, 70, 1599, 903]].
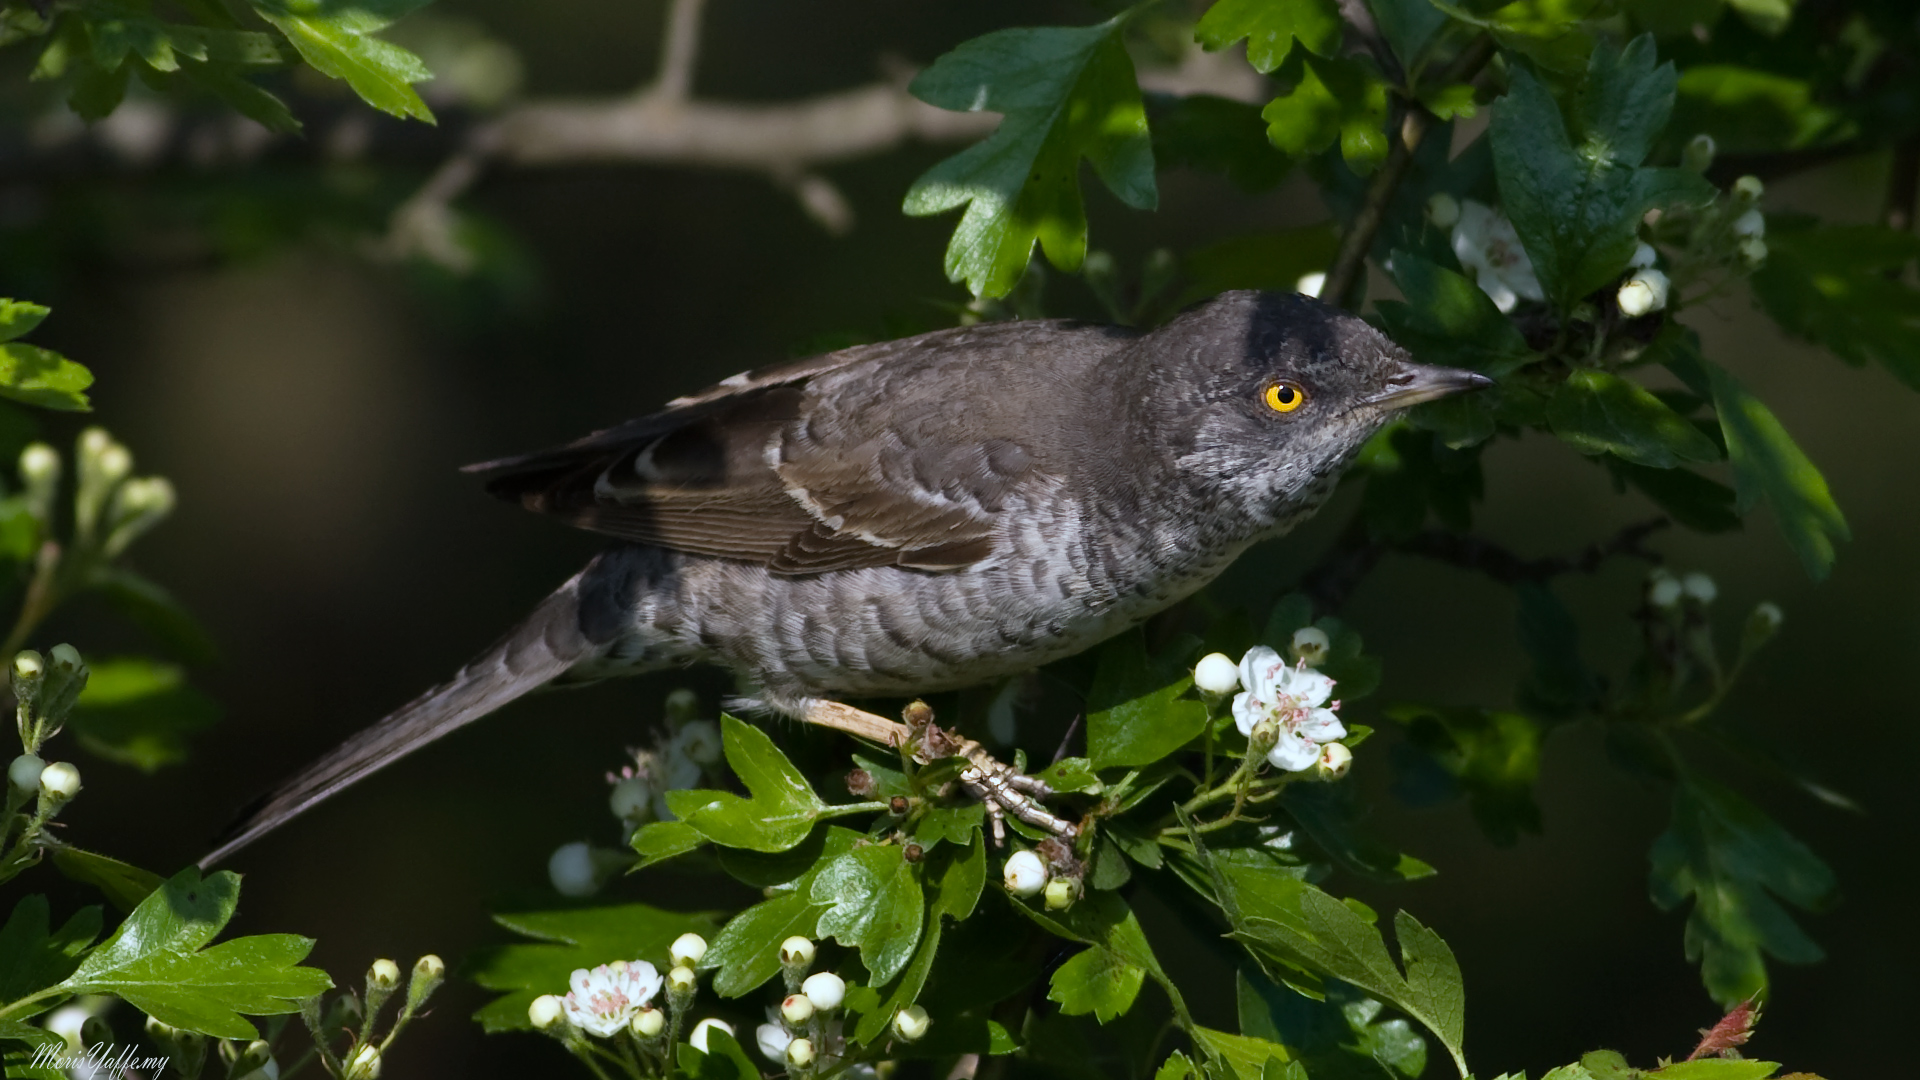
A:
[[649, 0, 707, 103]]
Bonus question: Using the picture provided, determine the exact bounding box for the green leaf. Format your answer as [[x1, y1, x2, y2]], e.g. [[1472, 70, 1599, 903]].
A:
[[677, 1024, 761, 1080], [1379, 251, 1535, 379], [1238, 968, 1428, 1080], [856, 836, 986, 1043], [1262, 53, 1390, 175], [1693, 356, 1847, 578], [1649, 776, 1835, 1007], [0, 896, 101, 1012], [630, 819, 704, 869], [1649, 1060, 1781, 1080], [469, 902, 719, 1031], [93, 569, 221, 665], [1514, 581, 1596, 717], [1151, 95, 1293, 193], [1194, 0, 1342, 73], [1011, 891, 1189, 1024], [249, 0, 435, 123], [1604, 459, 1741, 534], [1724, 0, 1794, 35], [1750, 223, 1920, 391], [1490, 36, 1714, 309], [1385, 705, 1543, 846], [666, 715, 828, 852], [59, 867, 332, 1039], [812, 843, 925, 986], [1548, 370, 1722, 467], [1192, 1027, 1304, 1080], [1368, 0, 1448, 69], [1087, 628, 1209, 769], [1672, 65, 1843, 153], [904, 19, 1157, 298], [1281, 783, 1436, 882], [0, 343, 91, 412], [49, 847, 165, 912], [1048, 940, 1146, 1023], [0, 301, 49, 343], [67, 657, 220, 772]]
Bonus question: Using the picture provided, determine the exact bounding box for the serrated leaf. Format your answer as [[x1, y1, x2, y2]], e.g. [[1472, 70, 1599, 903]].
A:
[[67, 657, 220, 772], [904, 19, 1156, 298], [0, 342, 92, 412], [1193, 1027, 1304, 1080], [49, 847, 165, 912], [1281, 782, 1436, 883], [1262, 52, 1390, 175], [1491, 36, 1714, 309], [1750, 223, 1920, 390], [856, 837, 986, 1043], [1238, 968, 1428, 1080], [1087, 628, 1208, 769], [1604, 458, 1741, 534], [1368, 0, 1448, 69], [0, 896, 101, 1012], [1695, 356, 1847, 579], [0, 301, 49, 343], [1379, 250, 1535, 378], [812, 843, 924, 985], [251, 0, 434, 122], [666, 715, 828, 852], [178, 63, 301, 134], [1649, 776, 1835, 1007], [630, 819, 704, 869], [469, 902, 719, 1031], [1048, 940, 1146, 1023], [1385, 705, 1543, 846], [1549, 369, 1722, 467], [1194, 0, 1342, 74], [59, 867, 331, 1039], [1011, 890, 1188, 1022], [1151, 95, 1293, 193]]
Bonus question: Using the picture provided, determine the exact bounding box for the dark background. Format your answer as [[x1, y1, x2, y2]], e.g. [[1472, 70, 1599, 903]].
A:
[[4, 1, 1912, 1076]]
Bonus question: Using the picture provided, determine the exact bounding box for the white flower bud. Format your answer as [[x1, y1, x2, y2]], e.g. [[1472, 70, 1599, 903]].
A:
[[368, 959, 401, 990], [1683, 133, 1716, 172], [1617, 269, 1671, 317], [801, 971, 845, 1011], [345, 1044, 382, 1080], [1751, 601, 1783, 632], [1043, 877, 1078, 911], [1681, 572, 1717, 604], [231, 1041, 274, 1079], [547, 841, 599, 897], [1731, 209, 1765, 239], [786, 1037, 816, 1067], [1629, 241, 1658, 269], [1316, 743, 1353, 781], [1295, 271, 1326, 299], [1649, 574, 1683, 609], [780, 993, 815, 1026], [779, 936, 815, 968], [1003, 849, 1048, 897], [414, 954, 445, 982], [1732, 175, 1763, 203], [19, 443, 57, 484], [670, 932, 708, 967], [1290, 627, 1331, 667], [892, 1004, 931, 1042], [1743, 602, 1784, 652], [144, 1015, 173, 1040], [1193, 652, 1240, 694], [529, 994, 565, 1029], [1426, 192, 1461, 229], [690, 1018, 733, 1053], [672, 720, 722, 765], [7, 754, 44, 794], [13, 651, 42, 681], [1739, 237, 1768, 267], [668, 965, 698, 993], [96, 445, 132, 483], [38, 761, 80, 802], [1249, 716, 1281, 755], [631, 1006, 665, 1038], [664, 687, 699, 720], [609, 776, 652, 822]]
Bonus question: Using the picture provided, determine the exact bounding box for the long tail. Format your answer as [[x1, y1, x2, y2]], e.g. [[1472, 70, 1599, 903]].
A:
[[201, 558, 626, 867]]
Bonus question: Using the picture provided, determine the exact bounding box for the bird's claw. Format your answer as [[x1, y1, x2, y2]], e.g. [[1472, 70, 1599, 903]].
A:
[[901, 699, 1078, 843]]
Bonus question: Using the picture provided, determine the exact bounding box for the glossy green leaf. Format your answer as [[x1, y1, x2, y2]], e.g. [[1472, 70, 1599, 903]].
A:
[[1368, 0, 1448, 68], [1548, 370, 1721, 467], [0, 895, 101, 1012], [1192, 1027, 1305, 1080], [1380, 252, 1534, 378], [1012, 891, 1189, 1023], [0, 301, 49, 343], [1649, 1059, 1781, 1080], [677, 1024, 761, 1080], [59, 867, 332, 1039], [67, 657, 220, 772], [49, 847, 165, 913], [667, 715, 828, 852], [1087, 628, 1208, 769], [1490, 36, 1713, 309], [1649, 776, 1835, 1007], [904, 19, 1156, 298], [469, 902, 719, 1031], [703, 826, 858, 997], [630, 819, 704, 868], [1750, 223, 1920, 391], [1194, 0, 1342, 73], [1262, 52, 1390, 175], [856, 837, 986, 1043], [812, 843, 925, 985], [1048, 940, 1146, 1022], [249, 0, 434, 123], [0, 342, 91, 412], [1238, 968, 1428, 1080]]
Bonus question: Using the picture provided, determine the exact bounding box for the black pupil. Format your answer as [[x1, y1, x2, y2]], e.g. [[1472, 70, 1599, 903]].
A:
[[1275, 385, 1295, 404]]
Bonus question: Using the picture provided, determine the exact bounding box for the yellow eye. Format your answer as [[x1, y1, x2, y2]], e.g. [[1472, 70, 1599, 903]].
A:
[[1263, 381, 1307, 414]]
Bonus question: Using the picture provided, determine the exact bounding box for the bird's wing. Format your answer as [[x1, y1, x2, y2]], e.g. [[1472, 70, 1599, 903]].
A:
[[468, 323, 1084, 575]]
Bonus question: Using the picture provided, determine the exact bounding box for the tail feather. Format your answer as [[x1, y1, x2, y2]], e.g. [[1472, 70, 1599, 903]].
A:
[[200, 565, 607, 867]]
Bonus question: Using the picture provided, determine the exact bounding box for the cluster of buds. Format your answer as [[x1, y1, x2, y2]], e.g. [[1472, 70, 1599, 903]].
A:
[[4, 645, 92, 885], [607, 690, 723, 832], [527, 932, 751, 1076], [289, 954, 444, 1080], [1624, 140, 1770, 321], [753, 935, 899, 1075], [1639, 568, 1785, 709], [1195, 627, 1352, 780], [1002, 836, 1084, 911]]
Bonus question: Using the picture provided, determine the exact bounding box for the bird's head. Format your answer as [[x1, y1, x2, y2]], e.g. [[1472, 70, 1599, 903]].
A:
[[1135, 290, 1490, 531]]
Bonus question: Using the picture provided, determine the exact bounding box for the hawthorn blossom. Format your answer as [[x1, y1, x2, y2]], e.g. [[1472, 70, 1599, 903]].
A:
[[1233, 646, 1346, 772], [562, 960, 664, 1037], [1451, 200, 1544, 313]]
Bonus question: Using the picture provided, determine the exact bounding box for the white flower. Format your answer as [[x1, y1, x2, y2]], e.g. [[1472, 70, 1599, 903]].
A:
[[561, 960, 664, 1038], [1732, 209, 1765, 239], [1617, 269, 1670, 317], [548, 841, 599, 897], [1451, 200, 1544, 313], [671, 720, 722, 765], [756, 1020, 793, 1062], [38, 761, 80, 802], [1193, 652, 1240, 694], [1295, 272, 1326, 299], [1233, 646, 1346, 772], [1649, 571, 1683, 609], [690, 1018, 734, 1053], [1289, 627, 1330, 668], [1629, 242, 1658, 269], [609, 776, 652, 823], [1003, 850, 1047, 897], [1682, 572, 1717, 604]]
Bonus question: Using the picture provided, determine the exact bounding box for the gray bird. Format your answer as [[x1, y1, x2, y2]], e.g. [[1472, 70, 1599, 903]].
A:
[[203, 289, 1488, 863]]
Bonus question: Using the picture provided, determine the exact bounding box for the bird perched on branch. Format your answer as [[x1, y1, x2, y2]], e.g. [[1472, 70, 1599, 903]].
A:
[[203, 289, 1488, 863]]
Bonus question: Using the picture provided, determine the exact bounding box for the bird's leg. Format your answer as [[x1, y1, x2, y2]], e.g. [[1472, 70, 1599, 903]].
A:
[[798, 698, 1079, 840]]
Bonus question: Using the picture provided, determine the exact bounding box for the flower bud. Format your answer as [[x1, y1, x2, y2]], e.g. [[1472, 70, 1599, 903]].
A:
[[1743, 602, 1784, 653], [690, 1018, 733, 1053], [11, 650, 43, 697], [1003, 849, 1048, 898], [1731, 209, 1765, 239], [1738, 237, 1768, 267], [668, 965, 698, 994], [631, 1006, 665, 1038], [1681, 572, 1717, 604], [801, 971, 845, 1011], [368, 958, 401, 991], [671, 932, 708, 967], [786, 1037, 816, 1067], [664, 687, 699, 721], [1043, 877, 1078, 911], [39, 761, 80, 803], [345, 1043, 382, 1080], [609, 776, 653, 823], [756, 1022, 792, 1062], [408, 954, 446, 1010], [781, 993, 815, 1026], [1629, 241, 1658, 269], [1316, 742, 1353, 781], [779, 936, 815, 969], [547, 841, 599, 898], [528, 994, 565, 1030], [672, 720, 722, 765], [1617, 269, 1671, 317], [1732, 175, 1763, 203], [1649, 572, 1683, 609], [230, 1040, 273, 1077], [892, 1004, 931, 1042], [19, 442, 58, 489], [7, 754, 44, 795], [1294, 271, 1326, 299], [1425, 192, 1461, 229], [1193, 652, 1240, 694], [1249, 717, 1281, 758], [1683, 133, 1716, 172], [1290, 627, 1331, 668], [144, 1015, 174, 1040]]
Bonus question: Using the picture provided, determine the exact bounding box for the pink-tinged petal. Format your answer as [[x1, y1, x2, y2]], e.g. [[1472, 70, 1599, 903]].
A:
[[1239, 646, 1285, 701], [1231, 691, 1265, 737], [1294, 709, 1346, 743], [1278, 667, 1335, 708], [569, 968, 592, 995], [1267, 731, 1320, 772]]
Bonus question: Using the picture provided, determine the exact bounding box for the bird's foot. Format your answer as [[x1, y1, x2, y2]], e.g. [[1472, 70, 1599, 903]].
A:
[[798, 697, 1079, 842]]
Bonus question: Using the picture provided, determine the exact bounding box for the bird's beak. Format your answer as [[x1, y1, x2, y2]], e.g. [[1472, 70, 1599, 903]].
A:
[[1360, 363, 1495, 411]]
